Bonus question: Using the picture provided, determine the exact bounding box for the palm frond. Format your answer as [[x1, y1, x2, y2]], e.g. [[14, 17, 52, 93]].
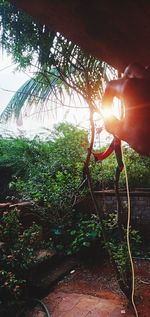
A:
[[0, 73, 66, 122], [0, 2, 117, 122]]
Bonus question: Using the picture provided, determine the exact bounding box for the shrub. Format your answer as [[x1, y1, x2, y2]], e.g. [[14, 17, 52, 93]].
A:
[[9, 123, 88, 226], [49, 213, 102, 255], [0, 210, 44, 315]]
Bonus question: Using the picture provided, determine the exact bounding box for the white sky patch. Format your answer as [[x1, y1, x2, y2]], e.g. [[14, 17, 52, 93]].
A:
[[0, 50, 111, 145], [0, 53, 28, 110], [0, 51, 90, 135]]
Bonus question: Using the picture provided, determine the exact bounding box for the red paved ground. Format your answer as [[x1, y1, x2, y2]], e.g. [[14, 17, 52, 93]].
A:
[[44, 291, 133, 317], [26, 260, 150, 317], [27, 291, 133, 317]]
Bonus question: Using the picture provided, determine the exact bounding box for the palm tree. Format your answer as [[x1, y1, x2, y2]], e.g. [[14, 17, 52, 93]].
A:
[[0, 1, 117, 123], [0, 39, 115, 122]]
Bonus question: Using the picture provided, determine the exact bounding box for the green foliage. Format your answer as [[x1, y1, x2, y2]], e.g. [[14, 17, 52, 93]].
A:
[[0, 0, 55, 68], [0, 125, 150, 218], [0, 209, 43, 314], [0, 136, 39, 175], [0, 0, 110, 122], [5, 124, 88, 225], [0, 123, 148, 310], [91, 145, 150, 189], [120, 147, 150, 188], [103, 212, 141, 277], [50, 213, 102, 255], [68, 214, 101, 254]]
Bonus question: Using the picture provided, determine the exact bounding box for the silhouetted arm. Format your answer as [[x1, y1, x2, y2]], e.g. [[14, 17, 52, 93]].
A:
[[102, 79, 125, 107]]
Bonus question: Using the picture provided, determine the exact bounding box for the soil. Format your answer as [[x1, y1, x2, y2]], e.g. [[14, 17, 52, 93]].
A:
[[26, 258, 150, 317]]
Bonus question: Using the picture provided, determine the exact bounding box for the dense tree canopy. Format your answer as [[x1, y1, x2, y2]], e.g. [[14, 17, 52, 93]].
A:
[[0, 0, 56, 68]]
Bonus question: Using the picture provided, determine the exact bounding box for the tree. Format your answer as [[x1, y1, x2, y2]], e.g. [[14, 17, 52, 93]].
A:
[[7, 123, 88, 225], [0, 0, 115, 123]]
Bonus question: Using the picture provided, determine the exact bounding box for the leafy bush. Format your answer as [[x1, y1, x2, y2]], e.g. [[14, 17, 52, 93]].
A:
[[91, 145, 150, 189], [8, 123, 88, 226], [103, 212, 141, 275], [1, 124, 150, 208], [49, 213, 102, 255], [0, 210, 43, 315], [68, 214, 102, 254], [0, 124, 148, 310]]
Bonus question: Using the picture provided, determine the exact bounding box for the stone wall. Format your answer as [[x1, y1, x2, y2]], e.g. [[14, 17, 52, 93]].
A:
[[75, 190, 150, 240], [94, 190, 150, 219]]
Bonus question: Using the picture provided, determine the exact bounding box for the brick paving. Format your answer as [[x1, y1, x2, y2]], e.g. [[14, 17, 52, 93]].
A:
[[26, 291, 134, 316], [35, 291, 133, 317]]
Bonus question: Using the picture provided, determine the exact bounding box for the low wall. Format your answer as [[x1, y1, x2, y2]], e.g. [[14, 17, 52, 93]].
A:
[[94, 190, 150, 219], [75, 190, 150, 240]]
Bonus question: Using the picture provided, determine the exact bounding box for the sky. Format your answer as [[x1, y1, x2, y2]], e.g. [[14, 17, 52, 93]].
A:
[[0, 53, 27, 108], [0, 50, 110, 145], [0, 51, 90, 134]]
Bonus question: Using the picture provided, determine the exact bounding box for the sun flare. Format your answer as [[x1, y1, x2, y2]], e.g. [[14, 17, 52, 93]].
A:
[[102, 108, 113, 119], [102, 97, 124, 120]]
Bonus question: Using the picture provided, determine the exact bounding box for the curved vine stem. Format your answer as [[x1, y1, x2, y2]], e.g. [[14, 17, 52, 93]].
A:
[[83, 105, 132, 300]]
